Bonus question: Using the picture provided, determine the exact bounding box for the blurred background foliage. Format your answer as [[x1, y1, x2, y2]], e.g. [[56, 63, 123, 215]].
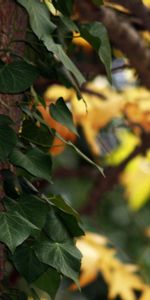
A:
[[26, 0, 150, 299], [41, 73, 150, 299]]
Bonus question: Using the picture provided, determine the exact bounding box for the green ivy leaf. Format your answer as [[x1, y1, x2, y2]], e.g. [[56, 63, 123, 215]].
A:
[[33, 267, 60, 299], [50, 97, 78, 135], [60, 15, 79, 32], [68, 141, 104, 175], [0, 212, 37, 253], [10, 147, 52, 182], [53, 0, 73, 16], [11, 243, 48, 283], [17, 0, 56, 38], [57, 209, 84, 238], [44, 39, 85, 87], [44, 208, 71, 242], [5, 195, 48, 229], [21, 119, 54, 148], [0, 115, 17, 161], [49, 195, 79, 220], [0, 60, 38, 93], [34, 239, 82, 284], [81, 22, 112, 82], [17, 0, 85, 86], [0, 115, 13, 125], [45, 205, 84, 242]]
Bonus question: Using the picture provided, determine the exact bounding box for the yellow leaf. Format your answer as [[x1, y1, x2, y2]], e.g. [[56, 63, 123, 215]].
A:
[[143, 0, 150, 7], [73, 232, 108, 287], [44, 84, 124, 156], [142, 31, 150, 45], [72, 32, 93, 52], [140, 286, 150, 300], [121, 155, 150, 210], [106, 130, 139, 166], [108, 264, 143, 300], [74, 232, 145, 300], [44, 84, 150, 157]]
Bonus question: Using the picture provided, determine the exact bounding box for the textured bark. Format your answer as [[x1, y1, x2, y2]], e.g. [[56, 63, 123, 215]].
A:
[[0, 0, 27, 282], [0, 0, 27, 127]]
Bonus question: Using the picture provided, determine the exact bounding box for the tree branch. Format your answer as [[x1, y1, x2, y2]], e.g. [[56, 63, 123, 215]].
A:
[[74, 0, 150, 89], [108, 0, 150, 30]]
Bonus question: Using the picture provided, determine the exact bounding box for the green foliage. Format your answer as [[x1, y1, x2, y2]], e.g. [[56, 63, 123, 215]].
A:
[[44, 208, 72, 241], [21, 119, 54, 148], [11, 243, 48, 283], [45, 206, 84, 241], [0, 117, 84, 294], [0, 212, 37, 253], [49, 195, 80, 219], [33, 267, 60, 299], [47, 43, 85, 86], [50, 97, 78, 134], [80, 22, 112, 82], [53, 0, 73, 16], [10, 147, 52, 182], [34, 238, 82, 284], [60, 15, 79, 32], [5, 195, 48, 229], [17, 0, 57, 37], [0, 61, 38, 93], [17, 0, 85, 86], [0, 0, 112, 299]]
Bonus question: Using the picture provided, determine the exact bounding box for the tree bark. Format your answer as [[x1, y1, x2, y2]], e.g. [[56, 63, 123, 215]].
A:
[[0, 0, 27, 282], [0, 0, 27, 127]]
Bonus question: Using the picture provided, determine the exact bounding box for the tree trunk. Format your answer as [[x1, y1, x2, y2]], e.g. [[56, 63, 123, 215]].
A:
[[0, 0, 27, 126], [0, 0, 27, 281]]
